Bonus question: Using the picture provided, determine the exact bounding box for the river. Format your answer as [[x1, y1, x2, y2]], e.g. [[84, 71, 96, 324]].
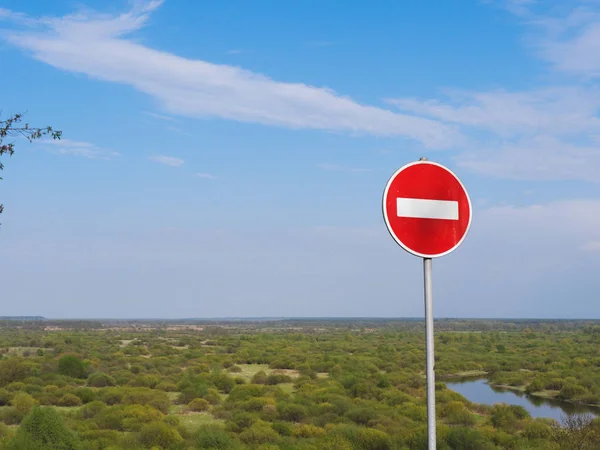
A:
[[446, 378, 599, 422]]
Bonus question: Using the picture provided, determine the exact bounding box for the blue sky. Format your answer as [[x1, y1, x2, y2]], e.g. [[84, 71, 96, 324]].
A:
[[1, 0, 599, 318]]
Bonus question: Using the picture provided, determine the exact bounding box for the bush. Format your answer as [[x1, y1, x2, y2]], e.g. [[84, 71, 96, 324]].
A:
[[122, 387, 170, 414], [58, 394, 82, 407], [156, 382, 177, 392], [78, 401, 107, 420], [0, 388, 11, 406], [73, 387, 96, 404], [6, 382, 26, 392], [345, 407, 377, 425], [7, 406, 80, 449], [58, 355, 87, 379], [87, 373, 116, 388], [266, 374, 292, 385], [195, 425, 236, 450], [252, 371, 268, 385], [0, 358, 31, 386], [95, 404, 163, 432], [188, 398, 210, 412], [239, 421, 279, 445], [523, 420, 552, 439], [204, 389, 222, 406], [277, 403, 307, 422], [212, 374, 236, 394], [271, 422, 292, 436], [1, 407, 25, 425], [447, 427, 489, 450], [292, 424, 326, 438], [11, 392, 38, 415], [139, 422, 183, 449]]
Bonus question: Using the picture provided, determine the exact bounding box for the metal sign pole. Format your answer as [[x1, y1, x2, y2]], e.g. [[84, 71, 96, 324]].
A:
[[423, 257, 436, 449]]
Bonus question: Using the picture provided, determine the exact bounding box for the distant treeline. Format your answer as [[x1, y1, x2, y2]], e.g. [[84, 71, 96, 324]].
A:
[[1, 317, 600, 332], [0, 317, 45, 321]]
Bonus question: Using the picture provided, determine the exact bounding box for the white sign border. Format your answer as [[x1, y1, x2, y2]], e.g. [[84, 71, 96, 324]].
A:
[[382, 160, 473, 258]]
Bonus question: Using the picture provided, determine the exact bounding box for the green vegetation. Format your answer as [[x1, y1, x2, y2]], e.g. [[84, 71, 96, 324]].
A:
[[0, 319, 597, 448]]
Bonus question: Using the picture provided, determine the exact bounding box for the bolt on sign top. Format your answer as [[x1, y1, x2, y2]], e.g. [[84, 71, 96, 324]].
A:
[[382, 160, 472, 258]]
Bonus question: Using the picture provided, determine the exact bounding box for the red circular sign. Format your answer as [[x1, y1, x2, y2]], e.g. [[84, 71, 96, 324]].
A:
[[382, 161, 472, 258]]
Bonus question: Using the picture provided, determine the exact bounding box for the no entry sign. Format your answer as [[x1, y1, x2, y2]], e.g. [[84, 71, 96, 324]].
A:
[[382, 160, 472, 258], [382, 159, 472, 449]]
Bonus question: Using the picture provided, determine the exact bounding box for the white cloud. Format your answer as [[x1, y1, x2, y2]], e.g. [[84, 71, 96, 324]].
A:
[[143, 111, 177, 122], [387, 87, 600, 138], [149, 155, 183, 166], [457, 135, 600, 182], [480, 200, 600, 237], [317, 163, 371, 173], [387, 86, 600, 182], [382, 2, 600, 183], [5, 1, 600, 183], [0, 2, 460, 149], [531, 6, 600, 78], [195, 172, 216, 179], [37, 139, 120, 160]]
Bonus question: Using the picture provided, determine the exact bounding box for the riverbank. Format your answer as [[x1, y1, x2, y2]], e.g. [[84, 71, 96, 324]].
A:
[[490, 383, 600, 409], [443, 372, 600, 410]]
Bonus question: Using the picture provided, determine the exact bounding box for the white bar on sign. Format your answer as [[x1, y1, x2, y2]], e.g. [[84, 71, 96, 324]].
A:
[[396, 197, 459, 220]]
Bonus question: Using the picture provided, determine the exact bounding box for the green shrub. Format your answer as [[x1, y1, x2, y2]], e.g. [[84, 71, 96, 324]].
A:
[[58, 394, 82, 407], [139, 422, 183, 449], [266, 374, 292, 385], [1, 407, 25, 425], [0, 388, 11, 406], [7, 406, 80, 449], [195, 425, 236, 450], [271, 422, 292, 436], [523, 420, 552, 439], [87, 373, 116, 388], [6, 382, 26, 392], [188, 398, 210, 412], [122, 387, 170, 414], [252, 371, 269, 385], [447, 427, 489, 450], [292, 424, 326, 438], [58, 355, 86, 379], [11, 392, 38, 415], [0, 358, 31, 386], [78, 401, 107, 420], [73, 387, 96, 404], [239, 421, 279, 445], [155, 382, 177, 392]]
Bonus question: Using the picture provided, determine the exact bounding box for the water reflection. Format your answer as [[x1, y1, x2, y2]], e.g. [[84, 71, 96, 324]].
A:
[[446, 378, 600, 423]]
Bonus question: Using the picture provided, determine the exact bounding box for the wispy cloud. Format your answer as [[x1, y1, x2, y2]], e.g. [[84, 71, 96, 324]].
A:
[[530, 6, 600, 78], [387, 86, 600, 182], [387, 87, 600, 138], [226, 49, 244, 55], [317, 163, 371, 173], [165, 125, 192, 137], [457, 136, 600, 182], [37, 139, 120, 160], [149, 155, 184, 167], [0, 1, 459, 149], [143, 111, 177, 122], [195, 172, 217, 179], [381, 2, 600, 183]]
